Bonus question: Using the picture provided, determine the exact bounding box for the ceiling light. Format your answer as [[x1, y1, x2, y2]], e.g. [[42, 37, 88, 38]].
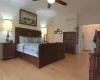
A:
[[47, 0, 55, 4]]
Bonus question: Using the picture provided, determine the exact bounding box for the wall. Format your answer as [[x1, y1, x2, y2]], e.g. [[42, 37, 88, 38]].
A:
[[52, 14, 77, 42], [80, 14, 100, 25]]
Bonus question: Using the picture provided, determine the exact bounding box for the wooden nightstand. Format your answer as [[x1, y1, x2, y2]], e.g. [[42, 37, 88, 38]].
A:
[[1, 43, 15, 60]]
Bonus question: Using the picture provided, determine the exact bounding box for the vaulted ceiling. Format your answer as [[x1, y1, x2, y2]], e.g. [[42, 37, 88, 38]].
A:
[[0, 0, 100, 14], [66, 0, 100, 14]]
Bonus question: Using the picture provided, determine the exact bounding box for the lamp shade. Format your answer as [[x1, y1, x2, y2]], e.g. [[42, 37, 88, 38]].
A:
[[47, 0, 55, 4], [41, 27, 47, 34], [4, 19, 12, 31]]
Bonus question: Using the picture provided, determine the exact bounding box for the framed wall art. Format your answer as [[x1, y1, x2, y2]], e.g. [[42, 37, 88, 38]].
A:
[[19, 9, 37, 27]]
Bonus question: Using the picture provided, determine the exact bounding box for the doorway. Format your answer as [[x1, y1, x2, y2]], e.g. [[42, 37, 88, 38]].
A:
[[81, 24, 100, 53]]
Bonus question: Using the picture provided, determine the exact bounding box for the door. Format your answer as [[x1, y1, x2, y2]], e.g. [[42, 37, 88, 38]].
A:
[[63, 32, 76, 53]]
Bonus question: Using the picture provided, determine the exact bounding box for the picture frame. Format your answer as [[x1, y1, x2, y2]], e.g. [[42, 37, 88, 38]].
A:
[[19, 9, 37, 27]]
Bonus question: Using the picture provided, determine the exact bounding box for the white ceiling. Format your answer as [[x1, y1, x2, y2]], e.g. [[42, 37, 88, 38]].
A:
[[0, 0, 100, 14]]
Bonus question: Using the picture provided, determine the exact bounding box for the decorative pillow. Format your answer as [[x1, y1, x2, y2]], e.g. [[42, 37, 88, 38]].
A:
[[33, 37, 42, 43], [36, 37, 42, 43], [25, 37, 34, 43], [33, 37, 37, 43], [19, 36, 26, 43]]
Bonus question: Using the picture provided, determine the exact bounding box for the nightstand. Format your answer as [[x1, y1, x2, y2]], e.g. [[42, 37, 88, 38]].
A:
[[1, 43, 15, 60]]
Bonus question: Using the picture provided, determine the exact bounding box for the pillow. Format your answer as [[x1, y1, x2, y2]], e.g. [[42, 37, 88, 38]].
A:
[[19, 36, 26, 43], [36, 37, 41, 43], [33, 37, 42, 43], [33, 38, 37, 43], [25, 37, 34, 43]]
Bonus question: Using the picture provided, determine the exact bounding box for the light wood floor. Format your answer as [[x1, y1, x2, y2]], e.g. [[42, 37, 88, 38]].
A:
[[0, 52, 89, 80]]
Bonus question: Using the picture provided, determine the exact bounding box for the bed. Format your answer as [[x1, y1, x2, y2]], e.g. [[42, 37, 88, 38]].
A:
[[15, 27, 65, 68]]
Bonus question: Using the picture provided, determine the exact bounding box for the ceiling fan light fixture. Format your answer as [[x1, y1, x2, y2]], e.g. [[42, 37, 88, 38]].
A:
[[47, 0, 55, 4]]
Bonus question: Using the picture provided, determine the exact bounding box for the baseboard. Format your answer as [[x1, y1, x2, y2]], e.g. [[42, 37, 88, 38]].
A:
[[83, 50, 90, 51]]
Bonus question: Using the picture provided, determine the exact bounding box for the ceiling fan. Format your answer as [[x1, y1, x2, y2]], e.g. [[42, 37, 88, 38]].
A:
[[32, 0, 67, 8]]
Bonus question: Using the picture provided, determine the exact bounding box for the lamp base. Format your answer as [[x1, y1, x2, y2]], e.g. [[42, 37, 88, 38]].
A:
[[6, 38, 9, 43], [43, 34, 47, 42], [6, 30, 10, 43]]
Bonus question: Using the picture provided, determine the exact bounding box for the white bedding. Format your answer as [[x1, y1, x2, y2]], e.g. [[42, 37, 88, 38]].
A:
[[17, 43, 39, 57]]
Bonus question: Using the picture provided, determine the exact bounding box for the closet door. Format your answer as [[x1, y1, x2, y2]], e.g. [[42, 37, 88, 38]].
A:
[[63, 32, 76, 54]]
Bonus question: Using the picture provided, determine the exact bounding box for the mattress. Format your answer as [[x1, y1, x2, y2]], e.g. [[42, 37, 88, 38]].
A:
[[17, 43, 39, 57]]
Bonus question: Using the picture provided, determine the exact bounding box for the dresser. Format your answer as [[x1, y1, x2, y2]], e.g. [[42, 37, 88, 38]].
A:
[[63, 32, 76, 53], [89, 31, 100, 80], [0, 43, 15, 60]]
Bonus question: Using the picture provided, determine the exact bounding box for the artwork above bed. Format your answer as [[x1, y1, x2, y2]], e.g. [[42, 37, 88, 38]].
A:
[[19, 9, 37, 27]]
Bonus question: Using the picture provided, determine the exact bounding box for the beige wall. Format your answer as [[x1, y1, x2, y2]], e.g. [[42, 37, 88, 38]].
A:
[[47, 26, 53, 43], [52, 14, 77, 42]]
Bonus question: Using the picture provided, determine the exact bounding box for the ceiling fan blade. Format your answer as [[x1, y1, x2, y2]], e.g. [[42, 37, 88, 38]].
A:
[[33, 0, 40, 1], [55, 0, 67, 6], [48, 3, 51, 8]]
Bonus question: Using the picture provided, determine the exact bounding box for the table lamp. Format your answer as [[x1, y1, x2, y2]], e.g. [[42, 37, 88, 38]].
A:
[[4, 19, 12, 43], [41, 27, 47, 42]]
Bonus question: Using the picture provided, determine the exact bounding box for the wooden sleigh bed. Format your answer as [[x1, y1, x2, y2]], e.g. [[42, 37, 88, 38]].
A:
[[15, 27, 65, 68]]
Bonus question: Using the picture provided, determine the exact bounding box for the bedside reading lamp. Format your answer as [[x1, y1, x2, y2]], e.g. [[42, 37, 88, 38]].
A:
[[41, 27, 47, 42], [4, 19, 12, 43]]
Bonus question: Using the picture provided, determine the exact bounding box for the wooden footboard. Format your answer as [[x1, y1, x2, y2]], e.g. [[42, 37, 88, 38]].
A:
[[18, 52, 39, 68], [17, 43, 64, 68], [38, 43, 65, 68]]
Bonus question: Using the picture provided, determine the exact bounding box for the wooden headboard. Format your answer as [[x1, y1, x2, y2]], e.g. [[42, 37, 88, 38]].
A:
[[15, 27, 41, 43]]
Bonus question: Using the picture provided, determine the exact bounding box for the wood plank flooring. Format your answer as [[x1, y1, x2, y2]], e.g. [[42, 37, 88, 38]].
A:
[[0, 52, 89, 80]]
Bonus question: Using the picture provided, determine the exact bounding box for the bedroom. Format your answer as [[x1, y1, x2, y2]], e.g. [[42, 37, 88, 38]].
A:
[[0, 0, 100, 80]]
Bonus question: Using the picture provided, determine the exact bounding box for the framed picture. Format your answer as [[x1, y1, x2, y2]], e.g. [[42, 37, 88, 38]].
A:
[[19, 9, 37, 27]]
